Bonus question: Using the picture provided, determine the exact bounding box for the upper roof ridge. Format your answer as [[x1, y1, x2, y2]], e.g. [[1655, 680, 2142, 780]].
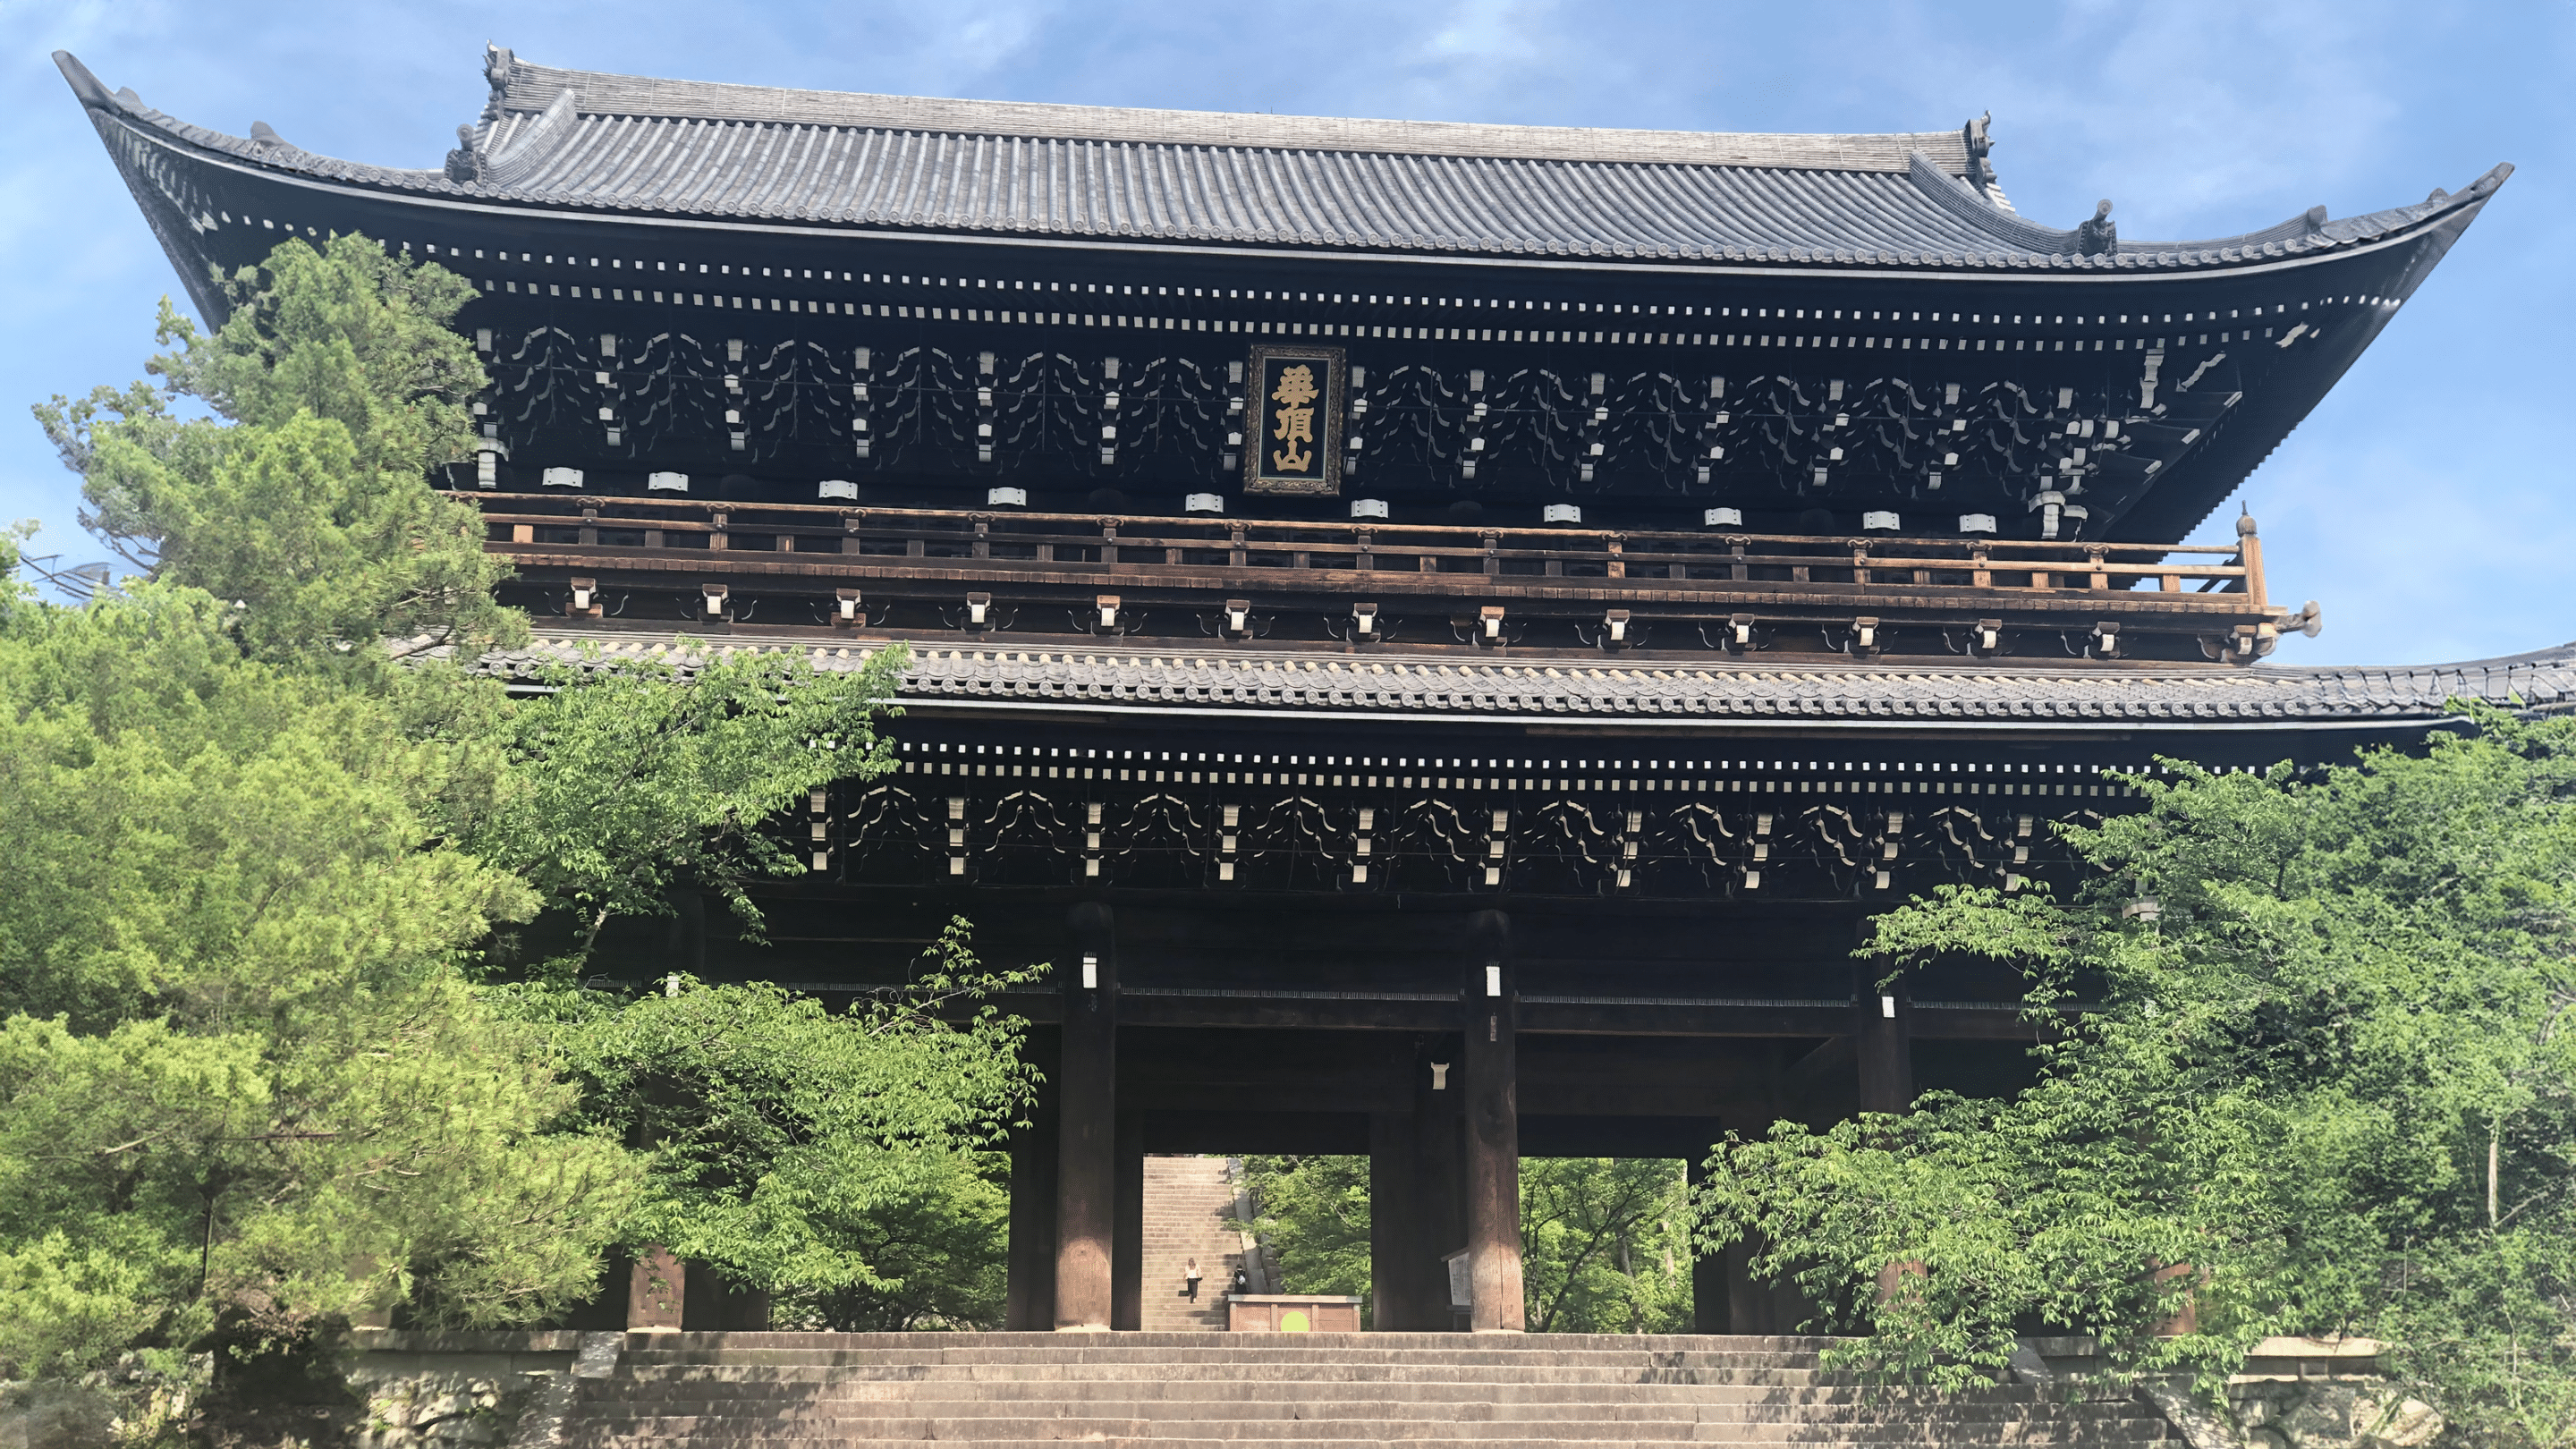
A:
[[490, 51, 1976, 175]]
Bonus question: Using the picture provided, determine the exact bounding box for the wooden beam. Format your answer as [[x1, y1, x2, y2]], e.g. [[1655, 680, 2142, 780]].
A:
[[1082, 991, 2031, 1041]]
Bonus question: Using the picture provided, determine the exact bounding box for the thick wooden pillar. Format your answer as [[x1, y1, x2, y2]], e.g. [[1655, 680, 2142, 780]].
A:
[[1460, 910, 1523, 1333], [1055, 902, 1118, 1330], [1112, 1110, 1144, 1331], [1855, 963, 1915, 1114], [1729, 1051, 1820, 1335], [1004, 1030, 1059, 1331], [1413, 1036, 1469, 1328], [1684, 1156, 1727, 1334], [1368, 1109, 1422, 1330]]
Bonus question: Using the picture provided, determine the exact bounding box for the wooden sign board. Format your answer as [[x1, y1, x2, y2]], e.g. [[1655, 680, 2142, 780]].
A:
[[1242, 344, 1345, 496]]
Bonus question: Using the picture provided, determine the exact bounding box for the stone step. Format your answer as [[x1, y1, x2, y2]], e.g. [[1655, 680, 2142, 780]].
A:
[[621, 1340, 1834, 1360], [574, 1427, 2163, 1448], [561, 1334, 2168, 1449], [610, 1365, 1834, 1388], [580, 1433, 2132, 1444], [620, 1333, 1841, 1352], [579, 1400, 2159, 1428], [581, 1382, 2072, 1409]]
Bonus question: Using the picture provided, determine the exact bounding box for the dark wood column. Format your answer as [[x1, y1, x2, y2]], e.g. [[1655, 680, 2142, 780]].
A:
[[1003, 1029, 1059, 1331], [1459, 909, 1524, 1333], [1684, 1155, 1727, 1334], [1412, 1034, 1468, 1329], [1112, 1109, 1144, 1331], [1855, 962, 1915, 1114], [1368, 1108, 1422, 1330], [1055, 902, 1118, 1330], [1726, 1050, 1821, 1335]]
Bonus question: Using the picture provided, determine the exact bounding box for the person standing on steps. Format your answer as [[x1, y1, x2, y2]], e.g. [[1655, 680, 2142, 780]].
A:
[[1231, 1266, 1250, 1298], [1183, 1257, 1202, 1301]]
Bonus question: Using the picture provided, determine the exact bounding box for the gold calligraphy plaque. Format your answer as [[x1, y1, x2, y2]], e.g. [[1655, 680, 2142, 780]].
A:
[[1243, 344, 1345, 496]]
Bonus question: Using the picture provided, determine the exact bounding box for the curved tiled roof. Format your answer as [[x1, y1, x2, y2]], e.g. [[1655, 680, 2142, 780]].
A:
[[57, 49, 2510, 275], [465, 629, 2576, 730]]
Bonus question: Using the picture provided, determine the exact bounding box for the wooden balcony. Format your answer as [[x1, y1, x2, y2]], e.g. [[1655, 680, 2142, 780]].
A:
[[457, 492, 2297, 661]]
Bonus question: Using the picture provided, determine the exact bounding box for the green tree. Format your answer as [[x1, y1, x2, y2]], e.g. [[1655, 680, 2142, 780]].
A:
[[500, 921, 1040, 1319], [33, 234, 519, 665], [1696, 711, 2576, 1443], [0, 589, 631, 1376], [798, 1154, 1013, 1331], [1521, 1157, 1694, 1334], [1240, 1155, 1372, 1304], [453, 644, 907, 972], [5, 228, 1043, 1411]]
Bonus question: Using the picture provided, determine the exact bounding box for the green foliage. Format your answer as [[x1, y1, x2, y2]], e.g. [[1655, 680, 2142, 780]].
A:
[[1521, 1157, 1695, 1334], [0, 1233, 168, 1384], [793, 1154, 1013, 1331], [0, 592, 631, 1374], [453, 643, 907, 970], [1239, 1156, 1372, 1306], [0, 234, 984, 1384], [1240, 1155, 1694, 1332], [32, 234, 518, 665], [1697, 710, 2576, 1442], [497, 921, 1040, 1313]]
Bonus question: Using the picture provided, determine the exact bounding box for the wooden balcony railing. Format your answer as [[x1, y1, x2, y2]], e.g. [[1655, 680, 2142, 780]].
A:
[[456, 492, 2264, 608]]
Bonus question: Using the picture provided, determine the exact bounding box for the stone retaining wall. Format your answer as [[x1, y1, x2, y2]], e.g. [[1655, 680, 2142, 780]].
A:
[[347, 1331, 584, 1449]]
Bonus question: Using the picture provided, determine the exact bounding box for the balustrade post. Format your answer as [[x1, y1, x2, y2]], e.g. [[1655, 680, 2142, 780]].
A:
[[2236, 512, 2267, 607]]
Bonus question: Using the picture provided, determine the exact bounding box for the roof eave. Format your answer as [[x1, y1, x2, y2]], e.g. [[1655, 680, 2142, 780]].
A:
[[95, 125, 2496, 286]]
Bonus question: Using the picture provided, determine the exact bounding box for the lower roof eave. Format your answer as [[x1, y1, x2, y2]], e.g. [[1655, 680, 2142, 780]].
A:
[[860, 693, 2470, 735]]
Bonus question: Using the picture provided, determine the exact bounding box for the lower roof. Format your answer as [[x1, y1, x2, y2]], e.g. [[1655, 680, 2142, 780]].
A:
[[462, 628, 2576, 733]]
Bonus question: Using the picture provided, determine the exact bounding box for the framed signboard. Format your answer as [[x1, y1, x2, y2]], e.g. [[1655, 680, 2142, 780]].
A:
[[1241, 343, 1345, 496]]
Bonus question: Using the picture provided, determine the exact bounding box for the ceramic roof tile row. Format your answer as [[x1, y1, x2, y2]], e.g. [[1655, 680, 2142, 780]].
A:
[[465, 630, 2576, 727], [65, 49, 2504, 275]]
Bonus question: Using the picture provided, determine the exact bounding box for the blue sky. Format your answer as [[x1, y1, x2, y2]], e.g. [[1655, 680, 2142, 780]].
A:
[[3, 0, 2565, 665]]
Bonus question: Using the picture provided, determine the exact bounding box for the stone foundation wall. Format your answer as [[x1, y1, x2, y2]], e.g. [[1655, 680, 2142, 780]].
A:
[[2022, 1336, 2444, 1449], [347, 1331, 580, 1449]]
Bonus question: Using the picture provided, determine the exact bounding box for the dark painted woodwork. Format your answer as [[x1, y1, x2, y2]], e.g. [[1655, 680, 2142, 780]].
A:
[[1054, 902, 1118, 1329], [1685, 1157, 1726, 1334], [1412, 1034, 1470, 1328], [1459, 911, 1523, 1332], [1856, 958, 1918, 1115], [1368, 1111, 1426, 1331], [1003, 1030, 1059, 1331], [1113, 1110, 1144, 1332]]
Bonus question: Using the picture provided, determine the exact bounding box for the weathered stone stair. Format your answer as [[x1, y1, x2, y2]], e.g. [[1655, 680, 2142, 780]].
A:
[[564, 1333, 2170, 1446], [1140, 1157, 1255, 1332]]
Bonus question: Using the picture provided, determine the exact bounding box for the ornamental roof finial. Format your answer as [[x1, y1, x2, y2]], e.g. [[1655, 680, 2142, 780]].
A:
[[1963, 111, 1998, 193], [2077, 199, 2116, 256], [480, 43, 514, 121], [445, 123, 480, 184]]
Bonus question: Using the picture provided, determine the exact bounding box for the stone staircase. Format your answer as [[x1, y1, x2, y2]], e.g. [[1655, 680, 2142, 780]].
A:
[[1140, 1156, 1255, 1332], [563, 1333, 2173, 1446]]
